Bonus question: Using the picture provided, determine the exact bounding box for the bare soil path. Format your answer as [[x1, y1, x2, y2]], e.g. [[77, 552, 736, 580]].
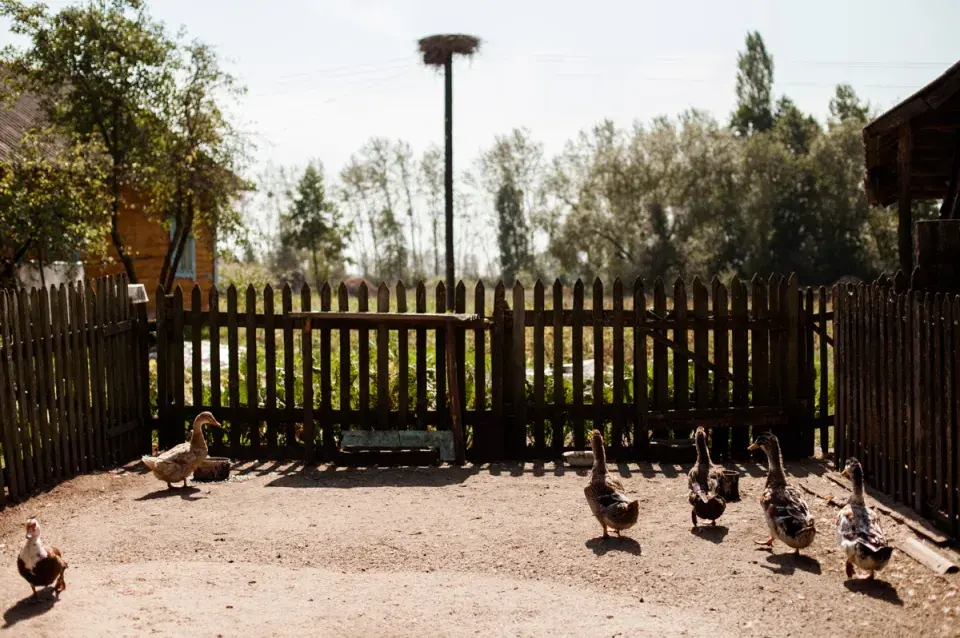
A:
[[0, 461, 956, 637]]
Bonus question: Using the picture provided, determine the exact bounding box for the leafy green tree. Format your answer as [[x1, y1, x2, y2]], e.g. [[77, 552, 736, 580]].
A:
[[731, 31, 775, 137], [829, 84, 870, 125], [2, 0, 176, 283], [282, 161, 351, 283], [495, 174, 529, 284], [153, 41, 249, 291], [0, 126, 110, 284], [773, 97, 821, 156]]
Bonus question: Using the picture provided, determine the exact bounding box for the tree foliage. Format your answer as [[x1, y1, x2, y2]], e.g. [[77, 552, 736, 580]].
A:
[[731, 31, 775, 137]]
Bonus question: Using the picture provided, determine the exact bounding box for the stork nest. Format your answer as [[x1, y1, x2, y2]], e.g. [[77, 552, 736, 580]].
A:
[[418, 34, 481, 66]]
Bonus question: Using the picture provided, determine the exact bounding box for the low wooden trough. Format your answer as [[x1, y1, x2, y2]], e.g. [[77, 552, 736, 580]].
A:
[[193, 457, 231, 482]]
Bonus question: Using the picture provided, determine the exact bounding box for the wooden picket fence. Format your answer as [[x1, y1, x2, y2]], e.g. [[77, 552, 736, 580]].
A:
[[0, 275, 150, 507], [835, 279, 960, 534], [155, 273, 835, 463]]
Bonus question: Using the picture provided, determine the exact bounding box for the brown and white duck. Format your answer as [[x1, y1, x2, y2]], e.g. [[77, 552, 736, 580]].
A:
[[688, 426, 726, 530], [748, 432, 816, 554], [584, 429, 640, 539], [142, 411, 218, 489], [17, 516, 67, 600]]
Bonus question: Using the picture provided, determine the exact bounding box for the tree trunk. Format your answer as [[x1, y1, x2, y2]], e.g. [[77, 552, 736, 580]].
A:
[[165, 208, 194, 292], [110, 173, 138, 283]]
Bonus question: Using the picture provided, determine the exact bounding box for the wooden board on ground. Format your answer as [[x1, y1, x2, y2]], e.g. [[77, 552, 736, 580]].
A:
[[341, 430, 455, 462], [806, 472, 952, 545], [898, 538, 959, 575]]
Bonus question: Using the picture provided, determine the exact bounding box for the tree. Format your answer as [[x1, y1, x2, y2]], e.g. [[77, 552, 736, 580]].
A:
[[338, 138, 411, 282], [496, 174, 529, 284], [731, 31, 775, 137], [281, 162, 350, 283], [2, 0, 176, 283], [0, 126, 110, 284], [773, 97, 821, 156], [829, 84, 870, 125], [475, 128, 545, 278], [418, 145, 444, 277], [153, 41, 249, 291]]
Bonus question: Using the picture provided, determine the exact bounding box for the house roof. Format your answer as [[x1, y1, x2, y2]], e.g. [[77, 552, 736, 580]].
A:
[[0, 84, 46, 162], [863, 60, 960, 206]]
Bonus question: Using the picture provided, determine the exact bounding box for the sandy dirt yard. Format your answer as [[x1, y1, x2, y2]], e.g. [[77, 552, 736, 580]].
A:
[[0, 460, 957, 638]]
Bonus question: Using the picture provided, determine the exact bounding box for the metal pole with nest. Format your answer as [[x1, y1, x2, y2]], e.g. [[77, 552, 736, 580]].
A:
[[418, 34, 480, 310]]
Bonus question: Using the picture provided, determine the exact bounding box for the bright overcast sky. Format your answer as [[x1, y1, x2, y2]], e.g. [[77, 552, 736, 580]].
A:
[[6, 0, 956, 179]]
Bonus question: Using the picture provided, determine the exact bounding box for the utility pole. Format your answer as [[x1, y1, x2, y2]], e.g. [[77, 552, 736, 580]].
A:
[[418, 34, 480, 310]]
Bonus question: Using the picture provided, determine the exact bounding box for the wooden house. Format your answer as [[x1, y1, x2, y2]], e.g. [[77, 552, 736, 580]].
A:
[[1, 85, 217, 315]]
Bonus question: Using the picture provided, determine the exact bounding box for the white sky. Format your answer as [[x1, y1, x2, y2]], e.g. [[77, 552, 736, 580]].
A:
[[3, 0, 957, 271]]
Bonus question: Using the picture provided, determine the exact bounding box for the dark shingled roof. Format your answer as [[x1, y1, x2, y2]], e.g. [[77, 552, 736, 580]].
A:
[[0, 86, 46, 162]]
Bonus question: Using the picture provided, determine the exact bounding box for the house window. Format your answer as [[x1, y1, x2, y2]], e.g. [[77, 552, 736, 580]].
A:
[[169, 220, 196, 280]]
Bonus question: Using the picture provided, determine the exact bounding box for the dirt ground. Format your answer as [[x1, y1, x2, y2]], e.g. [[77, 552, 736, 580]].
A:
[[0, 459, 957, 638]]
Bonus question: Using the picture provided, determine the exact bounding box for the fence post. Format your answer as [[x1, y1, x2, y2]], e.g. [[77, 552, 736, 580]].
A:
[[784, 274, 801, 458], [132, 285, 151, 455], [490, 282, 506, 460]]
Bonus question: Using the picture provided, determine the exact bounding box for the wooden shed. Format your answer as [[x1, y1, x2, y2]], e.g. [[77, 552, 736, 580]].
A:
[[863, 60, 960, 275]]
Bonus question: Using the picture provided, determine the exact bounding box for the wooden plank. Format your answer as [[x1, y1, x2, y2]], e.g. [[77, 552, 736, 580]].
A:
[[653, 278, 668, 418], [954, 297, 960, 535], [357, 283, 370, 429], [264, 285, 277, 454], [784, 275, 799, 457], [833, 286, 844, 468], [246, 285, 260, 451], [533, 280, 546, 456], [40, 288, 61, 480], [634, 278, 649, 459], [730, 278, 749, 458], [819, 286, 829, 456], [878, 289, 889, 492], [572, 279, 585, 449], [692, 277, 708, 411], [444, 324, 466, 465], [435, 283, 447, 431], [376, 283, 390, 430], [61, 286, 78, 478], [592, 278, 605, 445], [338, 283, 351, 435], [101, 278, 117, 464], [552, 280, 565, 454], [208, 287, 221, 417], [856, 286, 866, 474], [933, 294, 944, 512], [115, 276, 132, 461], [397, 282, 409, 431], [612, 278, 625, 455], [711, 278, 729, 460], [673, 278, 689, 419], [49, 287, 66, 481], [172, 286, 185, 450], [942, 296, 955, 533], [802, 286, 815, 457], [894, 293, 904, 502], [105, 279, 122, 464], [320, 283, 333, 459], [768, 274, 782, 408], [490, 282, 505, 458], [865, 284, 876, 484], [455, 281, 466, 440], [30, 290, 52, 484], [474, 281, 487, 455], [416, 282, 427, 429], [512, 282, 526, 456], [885, 291, 895, 496], [227, 285, 240, 453], [905, 291, 916, 510], [301, 285, 314, 462], [914, 294, 926, 514], [925, 294, 935, 514], [18, 290, 41, 487], [75, 284, 93, 473], [192, 285, 203, 412], [751, 276, 769, 421], [282, 285, 295, 448], [0, 292, 23, 498], [288, 311, 485, 327], [899, 538, 958, 575]]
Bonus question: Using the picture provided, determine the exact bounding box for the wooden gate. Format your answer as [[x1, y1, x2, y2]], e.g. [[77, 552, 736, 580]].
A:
[[154, 273, 831, 463]]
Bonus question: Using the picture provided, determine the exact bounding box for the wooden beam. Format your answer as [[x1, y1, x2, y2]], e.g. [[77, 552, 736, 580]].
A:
[[899, 123, 915, 274]]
